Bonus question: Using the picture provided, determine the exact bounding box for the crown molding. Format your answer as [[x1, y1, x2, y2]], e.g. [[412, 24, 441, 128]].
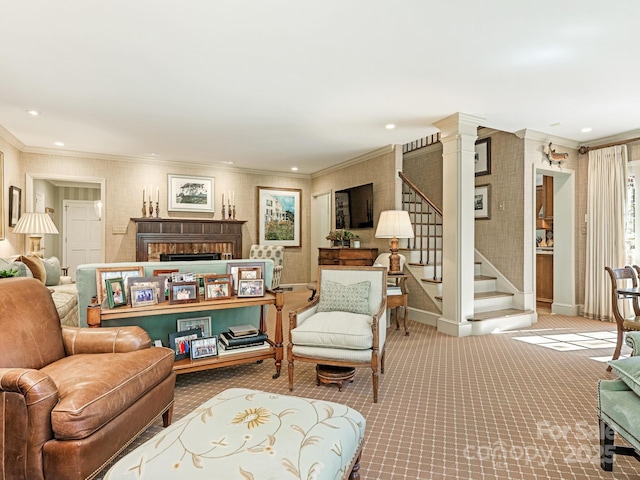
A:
[[580, 128, 640, 149], [0, 125, 25, 150], [18, 145, 310, 179], [513, 129, 580, 149], [310, 145, 395, 179]]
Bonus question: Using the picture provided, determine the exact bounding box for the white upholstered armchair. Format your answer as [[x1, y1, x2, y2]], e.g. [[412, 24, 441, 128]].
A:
[[249, 245, 284, 289], [287, 266, 387, 403]]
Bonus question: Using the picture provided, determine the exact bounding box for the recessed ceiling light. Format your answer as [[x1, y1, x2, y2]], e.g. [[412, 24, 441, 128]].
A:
[[54, 141, 64, 147], [385, 124, 395, 130], [291, 167, 298, 171], [581, 127, 593, 133], [549, 122, 562, 127], [222, 161, 234, 165], [27, 110, 39, 116]]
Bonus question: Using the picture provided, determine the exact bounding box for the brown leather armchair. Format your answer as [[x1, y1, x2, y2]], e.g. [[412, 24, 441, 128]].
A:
[[0, 277, 176, 480]]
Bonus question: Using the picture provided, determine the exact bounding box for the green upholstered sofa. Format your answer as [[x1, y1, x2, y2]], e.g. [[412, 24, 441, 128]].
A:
[[599, 331, 640, 471]]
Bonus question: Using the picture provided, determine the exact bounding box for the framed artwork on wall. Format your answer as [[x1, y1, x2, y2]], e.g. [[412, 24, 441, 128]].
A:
[[168, 174, 214, 213], [0, 152, 4, 239], [475, 138, 491, 177], [256, 186, 301, 247], [9, 185, 21, 227], [474, 184, 491, 220]]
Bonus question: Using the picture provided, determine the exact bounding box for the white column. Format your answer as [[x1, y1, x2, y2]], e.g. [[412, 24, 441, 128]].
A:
[[434, 113, 483, 337]]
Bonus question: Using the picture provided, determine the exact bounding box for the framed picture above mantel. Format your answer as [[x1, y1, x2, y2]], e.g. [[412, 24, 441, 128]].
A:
[[168, 174, 214, 213]]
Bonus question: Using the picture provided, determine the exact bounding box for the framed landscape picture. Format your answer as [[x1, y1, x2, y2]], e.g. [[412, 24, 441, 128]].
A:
[[168, 174, 214, 213], [257, 186, 301, 247]]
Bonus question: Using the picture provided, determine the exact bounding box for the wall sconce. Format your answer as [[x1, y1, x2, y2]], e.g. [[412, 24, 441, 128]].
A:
[[94, 200, 103, 221]]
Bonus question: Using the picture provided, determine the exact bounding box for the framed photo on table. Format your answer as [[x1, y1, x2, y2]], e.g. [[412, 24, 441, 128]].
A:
[[168, 328, 202, 361], [130, 285, 158, 308], [95, 266, 145, 305], [238, 279, 265, 298], [257, 186, 301, 247], [474, 184, 491, 220], [190, 336, 219, 360], [226, 262, 265, 294], [168, 174, 214, 213], [204, 274, 232, 300], [105, 277, 127, 309], [169, 281, 199, 304], [177, 316, 212, 338]]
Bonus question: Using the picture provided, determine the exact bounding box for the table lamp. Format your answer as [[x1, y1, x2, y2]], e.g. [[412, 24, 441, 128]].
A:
[[375, 210, 414, 274], [13, 212, 59, 256]]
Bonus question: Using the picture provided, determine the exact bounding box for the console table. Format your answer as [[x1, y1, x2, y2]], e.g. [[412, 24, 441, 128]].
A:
[[90, 291, 284, 378], [318, 247, 378, 266]]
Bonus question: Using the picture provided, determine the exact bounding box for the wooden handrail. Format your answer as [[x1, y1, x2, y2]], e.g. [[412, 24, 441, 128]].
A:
[[399, 172, 443, 217]]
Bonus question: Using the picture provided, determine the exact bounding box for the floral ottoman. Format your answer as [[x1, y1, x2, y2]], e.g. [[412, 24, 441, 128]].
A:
[[104, 388, 366, 480]]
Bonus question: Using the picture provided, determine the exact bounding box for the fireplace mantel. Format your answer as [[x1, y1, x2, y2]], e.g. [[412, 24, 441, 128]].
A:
[[131, 218, 246, 262]]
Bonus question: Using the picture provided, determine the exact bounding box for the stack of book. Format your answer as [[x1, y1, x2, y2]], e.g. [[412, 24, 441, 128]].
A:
[[219, 324, 268, 351]]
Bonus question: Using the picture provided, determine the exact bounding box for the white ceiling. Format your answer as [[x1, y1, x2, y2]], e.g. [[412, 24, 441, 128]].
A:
[[1, 1, 639, 175]]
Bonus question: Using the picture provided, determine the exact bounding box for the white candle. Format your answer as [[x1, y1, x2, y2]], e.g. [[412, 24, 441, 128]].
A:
[[233, 191, 235, 205], [143, 186, 146, 202], [156, 187, 159, 203]]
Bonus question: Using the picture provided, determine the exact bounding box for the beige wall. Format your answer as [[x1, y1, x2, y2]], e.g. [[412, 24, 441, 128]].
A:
[[311, 148, 398, 257], [14, 149, 312, 285], [0, 135, 23, 257]]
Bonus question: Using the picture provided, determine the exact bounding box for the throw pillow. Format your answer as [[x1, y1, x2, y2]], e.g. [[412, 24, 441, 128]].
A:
[[18, 255, 47, 284], [316, 280, 371, 315], [43, 256, 62, 286], [608, 356, 640, 397]]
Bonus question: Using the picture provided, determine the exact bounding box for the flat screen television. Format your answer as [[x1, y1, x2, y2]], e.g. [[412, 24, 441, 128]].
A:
[[334, 183, 374, 229]]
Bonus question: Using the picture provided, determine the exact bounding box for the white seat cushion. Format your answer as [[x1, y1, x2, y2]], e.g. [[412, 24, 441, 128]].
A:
[[291, 311, 373, 350]]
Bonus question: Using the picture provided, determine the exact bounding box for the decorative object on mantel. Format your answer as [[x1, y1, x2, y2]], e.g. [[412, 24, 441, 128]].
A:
[[325, 229, 358, 247], [142, 185, 161, 218], [543, 142, 569, 167], [375, 210, 414, 274]]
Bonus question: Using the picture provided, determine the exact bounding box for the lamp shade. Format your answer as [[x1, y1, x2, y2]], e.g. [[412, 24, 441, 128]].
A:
[[13, 212, 59, 235], [375, 210, 414, 239]]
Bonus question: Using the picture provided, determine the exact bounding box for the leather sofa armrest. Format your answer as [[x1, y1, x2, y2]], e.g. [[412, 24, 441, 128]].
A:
[[62, 326, 152, 355], [0, 368, 59, 470]]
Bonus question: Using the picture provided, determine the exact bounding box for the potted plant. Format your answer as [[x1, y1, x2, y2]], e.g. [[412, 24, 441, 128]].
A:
[[0, 268, 18, 278], [326, 229, 359, 247]]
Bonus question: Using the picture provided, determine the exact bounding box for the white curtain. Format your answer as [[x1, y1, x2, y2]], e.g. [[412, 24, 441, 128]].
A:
[[584, 145, 628, 321]]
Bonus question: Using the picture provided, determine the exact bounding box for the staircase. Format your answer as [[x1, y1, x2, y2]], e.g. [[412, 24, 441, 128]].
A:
[[399, 172, 535, 335]]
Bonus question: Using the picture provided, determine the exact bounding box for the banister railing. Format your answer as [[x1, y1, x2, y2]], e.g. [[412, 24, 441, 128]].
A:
[[399, 172, 443, 282]]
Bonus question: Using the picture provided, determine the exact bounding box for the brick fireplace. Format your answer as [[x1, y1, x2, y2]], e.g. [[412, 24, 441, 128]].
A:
[[132, 218, 246, 262]]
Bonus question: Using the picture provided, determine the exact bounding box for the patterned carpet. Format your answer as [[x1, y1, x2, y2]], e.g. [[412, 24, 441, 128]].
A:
[[96, 291, 640, 479]]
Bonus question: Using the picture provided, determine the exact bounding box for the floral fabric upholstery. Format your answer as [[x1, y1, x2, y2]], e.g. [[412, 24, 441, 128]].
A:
[[104, 388, 365, 480], [249, 245, 284, 288]]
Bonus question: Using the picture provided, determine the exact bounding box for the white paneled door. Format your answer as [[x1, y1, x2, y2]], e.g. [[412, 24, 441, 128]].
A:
[[63, 200, 102, 281]]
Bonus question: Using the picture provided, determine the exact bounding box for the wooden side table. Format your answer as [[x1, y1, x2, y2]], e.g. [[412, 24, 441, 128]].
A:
[[387, 273, 410, 335]]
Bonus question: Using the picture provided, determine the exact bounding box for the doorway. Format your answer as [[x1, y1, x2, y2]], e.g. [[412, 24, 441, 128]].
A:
[[64, 200, 102, 281], [534, 166, 576, 315], [26, 173, 105, 279], [310, 190, 331, 281]]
